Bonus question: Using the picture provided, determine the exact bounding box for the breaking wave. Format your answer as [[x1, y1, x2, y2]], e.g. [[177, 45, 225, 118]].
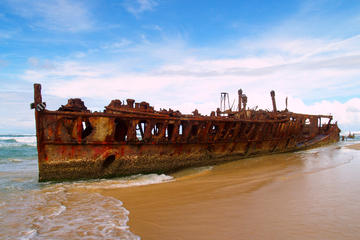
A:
[[0, 168, 174, 239], [0, 135, 37, 147], [0, 135, 37, 163], [0, 186, 140, 240], [60, 173, 174, 190]]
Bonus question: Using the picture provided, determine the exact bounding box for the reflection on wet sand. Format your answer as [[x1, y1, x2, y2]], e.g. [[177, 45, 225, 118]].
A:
[[99, 143, 360, 240]]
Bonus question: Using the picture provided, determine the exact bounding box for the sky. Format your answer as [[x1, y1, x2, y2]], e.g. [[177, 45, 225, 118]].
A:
[[0, 0, 360, 134]]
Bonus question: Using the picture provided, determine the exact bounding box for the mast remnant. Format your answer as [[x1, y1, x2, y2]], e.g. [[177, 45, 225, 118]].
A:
[[220, 92, 231, 112], [270, 90, 277, 112], [238, 89, 242, 111]]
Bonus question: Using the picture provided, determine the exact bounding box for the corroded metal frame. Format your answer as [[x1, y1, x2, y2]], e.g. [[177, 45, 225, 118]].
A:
[[32, 84, 340, 181]]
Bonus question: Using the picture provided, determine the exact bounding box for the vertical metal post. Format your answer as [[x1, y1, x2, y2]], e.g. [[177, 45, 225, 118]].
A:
[[220, 92, 229, 112], [34, 84, 42, 105], [242, 95, 247, 111], [238, 89, 242, 111], [33, 84, 43, 177], [270, 90, 277, 112]]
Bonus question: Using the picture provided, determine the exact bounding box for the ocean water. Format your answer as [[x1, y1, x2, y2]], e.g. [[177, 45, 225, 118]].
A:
[[1, 134, 360, 240], [0, 135, 173, 240]]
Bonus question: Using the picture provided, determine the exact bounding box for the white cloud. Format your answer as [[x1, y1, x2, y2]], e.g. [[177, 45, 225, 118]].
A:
[[347, 106, 360, 113], [27, 57, 56, 70], [0, 30, 14, 39], [27, 57, 39, 67], [143, 24, 163, 31], [74, 52, 87, 58], [101, 39, 132, 50], [0, 91, 35, 134], [20, 42, 360, 132], [6, 0, 93, 32], [17, 23, 360, 133], [123, 0, 158, 16]]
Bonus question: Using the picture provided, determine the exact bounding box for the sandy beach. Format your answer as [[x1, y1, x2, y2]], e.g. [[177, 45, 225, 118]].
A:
[[345, 143, 360, 150], [2, 137, 360, 239], [98, 143, 360, 240]]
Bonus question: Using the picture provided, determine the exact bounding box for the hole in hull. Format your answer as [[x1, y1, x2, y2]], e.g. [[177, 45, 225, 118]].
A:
[[81, 119, 93, 139], [103, 155, 115, 169], [114, 118, 128, 141]]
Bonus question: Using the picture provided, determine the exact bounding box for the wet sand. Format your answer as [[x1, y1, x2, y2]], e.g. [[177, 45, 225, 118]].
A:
[[345, 143, 360, 150], [99, 144, 360, 240]]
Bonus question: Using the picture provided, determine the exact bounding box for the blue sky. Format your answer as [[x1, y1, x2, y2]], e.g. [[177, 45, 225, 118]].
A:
[[0, 0, 360, 134]]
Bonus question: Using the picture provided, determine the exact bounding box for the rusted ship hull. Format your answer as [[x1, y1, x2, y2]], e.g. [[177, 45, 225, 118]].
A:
[[32, 84, 340, 181]]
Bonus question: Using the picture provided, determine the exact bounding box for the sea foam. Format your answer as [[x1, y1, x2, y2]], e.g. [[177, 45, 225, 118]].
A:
[[0, 185, 140, 240], [68, 173, 173, 190], [0, 164, 176, 239], [0, 135, 37, 147]]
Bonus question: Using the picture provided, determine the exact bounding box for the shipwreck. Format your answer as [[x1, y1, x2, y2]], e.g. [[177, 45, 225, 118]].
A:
[[31, 84, 340, 181]]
